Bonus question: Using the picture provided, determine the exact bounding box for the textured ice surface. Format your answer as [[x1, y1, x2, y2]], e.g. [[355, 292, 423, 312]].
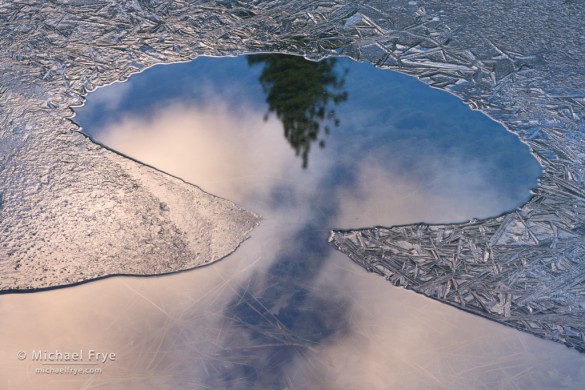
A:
[[0, 1, 262, 291], [327, 2, 585, 352], [0, 0, 584, 352]]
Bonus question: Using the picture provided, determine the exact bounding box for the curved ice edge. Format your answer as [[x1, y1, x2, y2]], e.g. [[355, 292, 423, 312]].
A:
[[329, 177, 585, 352], [0, 104, 262, 292], [329, 229, 584, 352], [0, 220, 259, 296]]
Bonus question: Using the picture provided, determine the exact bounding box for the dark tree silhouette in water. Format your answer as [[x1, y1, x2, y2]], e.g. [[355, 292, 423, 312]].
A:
[[248, 54, 348, 168]]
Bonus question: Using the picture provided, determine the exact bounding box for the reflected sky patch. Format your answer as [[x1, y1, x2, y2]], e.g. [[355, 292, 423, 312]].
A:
[[2, 55, 578, 390], [76, 54, 541, 225]]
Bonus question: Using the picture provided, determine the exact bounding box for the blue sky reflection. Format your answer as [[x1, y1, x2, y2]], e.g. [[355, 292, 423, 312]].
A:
[[77, 55, 541, 225]]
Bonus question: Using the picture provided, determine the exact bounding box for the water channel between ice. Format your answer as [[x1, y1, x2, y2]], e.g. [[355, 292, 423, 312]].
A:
[[2, 55, 584, 389]]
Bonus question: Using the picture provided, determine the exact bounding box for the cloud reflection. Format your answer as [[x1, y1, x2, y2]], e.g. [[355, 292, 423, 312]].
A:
[[75, 93, 579, 389], [333, 153, 515, 229], [93, 99, 331, 212], [1, 56, 576, 390]]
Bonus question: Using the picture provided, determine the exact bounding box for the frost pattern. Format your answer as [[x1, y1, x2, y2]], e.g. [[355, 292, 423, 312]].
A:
[[0, 0, 584, 351]]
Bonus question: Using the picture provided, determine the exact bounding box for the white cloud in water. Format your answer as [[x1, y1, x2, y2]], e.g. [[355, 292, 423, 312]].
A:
[[94, 91, 528, 230], [331, 152, 515, 230], [95, 98, 331, 210], [89, 92, 557, 390], [0, 92, 581, 389]]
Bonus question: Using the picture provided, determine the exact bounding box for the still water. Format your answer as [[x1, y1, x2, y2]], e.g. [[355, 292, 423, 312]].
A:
[[1, 55, 583, 389]]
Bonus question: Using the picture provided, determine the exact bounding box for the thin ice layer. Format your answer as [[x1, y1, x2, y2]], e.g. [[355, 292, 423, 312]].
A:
[[0, 0, 584, 353]]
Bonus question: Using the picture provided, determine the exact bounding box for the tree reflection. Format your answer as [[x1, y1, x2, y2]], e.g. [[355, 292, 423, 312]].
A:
[[248, 54, 348, 168]]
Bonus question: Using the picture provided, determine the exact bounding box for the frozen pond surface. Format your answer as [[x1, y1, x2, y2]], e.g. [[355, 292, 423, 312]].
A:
[[1, 55, 581, 389], [1, 0, 585, 388]]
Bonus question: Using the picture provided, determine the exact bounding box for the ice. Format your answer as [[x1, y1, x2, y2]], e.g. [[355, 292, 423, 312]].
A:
[[0, 0, 584, 353]]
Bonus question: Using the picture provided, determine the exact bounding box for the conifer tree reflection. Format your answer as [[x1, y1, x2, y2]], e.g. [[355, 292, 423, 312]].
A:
[[248, 54, 348, 168]]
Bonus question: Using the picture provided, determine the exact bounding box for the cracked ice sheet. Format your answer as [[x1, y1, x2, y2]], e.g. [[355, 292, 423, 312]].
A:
[[0, 0, 583, 356]]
